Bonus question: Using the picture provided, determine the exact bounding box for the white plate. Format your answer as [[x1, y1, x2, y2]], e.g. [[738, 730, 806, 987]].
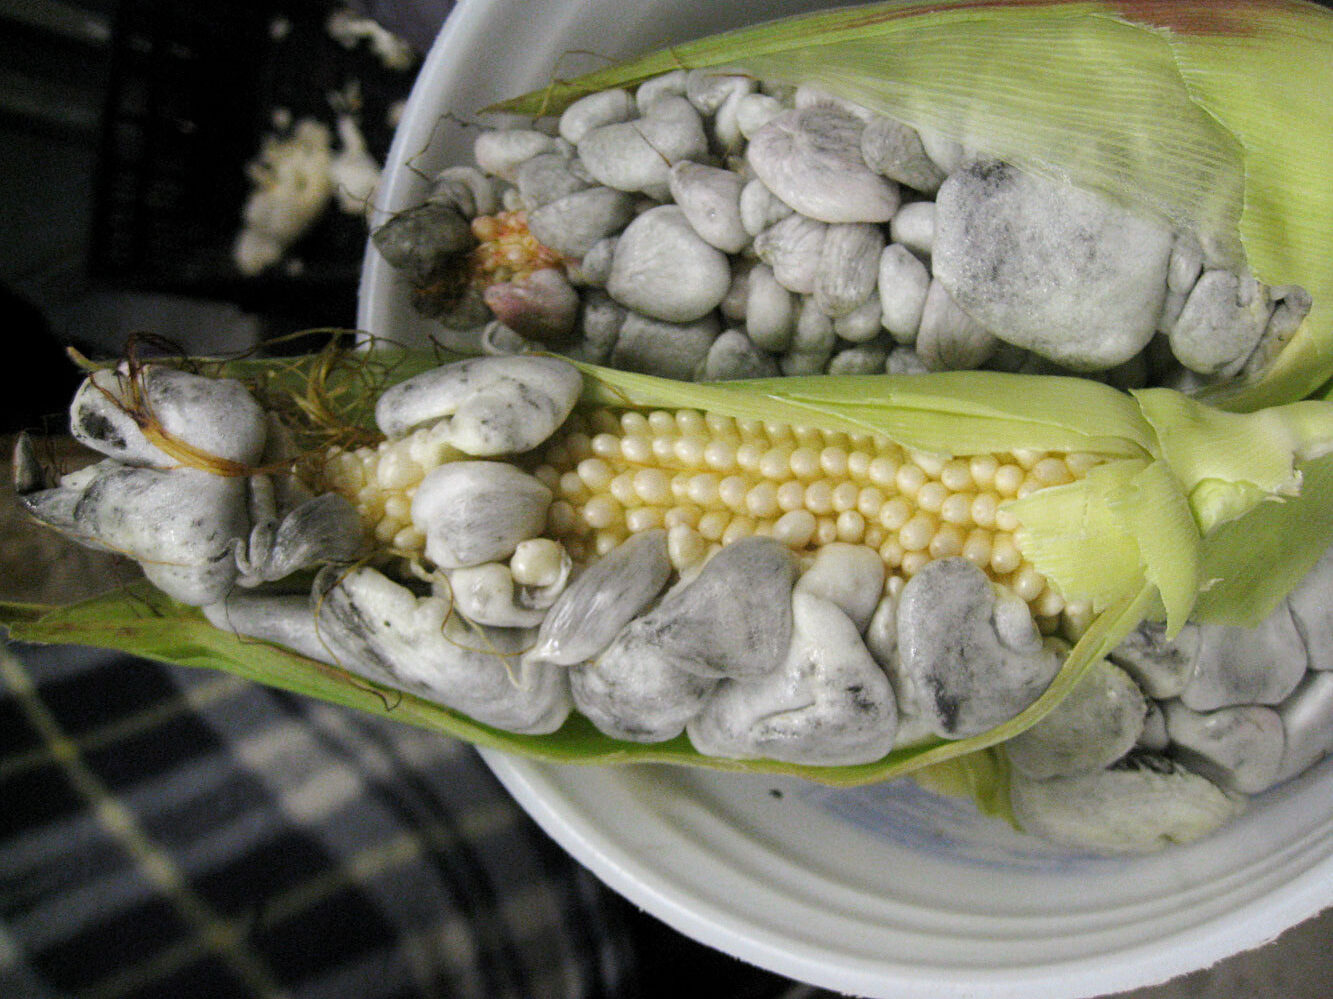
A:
[[479, 753, 1333, 998], [358, 3, 1333, 995]]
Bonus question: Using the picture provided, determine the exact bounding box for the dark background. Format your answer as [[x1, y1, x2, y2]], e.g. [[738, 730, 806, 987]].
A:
[[0, 0, 420, 433]]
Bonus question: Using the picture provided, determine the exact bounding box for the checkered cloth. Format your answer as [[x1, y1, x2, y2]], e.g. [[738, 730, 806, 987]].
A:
[[0, 642, 636, 999]]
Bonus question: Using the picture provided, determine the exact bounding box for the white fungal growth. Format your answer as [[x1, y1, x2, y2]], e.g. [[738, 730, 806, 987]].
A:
[[234, 119, 335, 276]]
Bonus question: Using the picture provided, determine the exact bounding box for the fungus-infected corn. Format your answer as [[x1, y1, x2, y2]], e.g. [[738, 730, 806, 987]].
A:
[[302, 402, 1101, 633]]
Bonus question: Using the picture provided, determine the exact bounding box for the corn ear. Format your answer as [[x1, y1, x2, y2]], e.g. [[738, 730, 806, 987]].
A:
[[495, 0, 1333, 411], [9, 349, 1333, 790]]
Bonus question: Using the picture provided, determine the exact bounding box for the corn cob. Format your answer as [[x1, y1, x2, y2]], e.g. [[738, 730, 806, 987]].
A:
[[303, 403, 1099, 635]]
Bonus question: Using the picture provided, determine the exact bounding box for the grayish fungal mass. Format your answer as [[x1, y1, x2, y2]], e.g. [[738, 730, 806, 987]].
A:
[[1005, 659, 1147, 780], [17, 332, 1333, 856], [1009, 754, 1245, 855], [528, 529, 674, 667], [410, 461, 551, 570], [313, 567, 571, 735], [895, 557, 1061, 738], [370, 68, 1309, 390], [375, 355, 582, 454], [746, 107, 899, 223], [570, 627, 718, 743], [933, 161, 1174, 371], [687, 591, 899, 766], [619, 537, 799, 680]]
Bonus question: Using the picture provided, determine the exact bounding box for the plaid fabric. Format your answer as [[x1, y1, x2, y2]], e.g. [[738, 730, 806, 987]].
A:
[[0, 641, 637, 999]]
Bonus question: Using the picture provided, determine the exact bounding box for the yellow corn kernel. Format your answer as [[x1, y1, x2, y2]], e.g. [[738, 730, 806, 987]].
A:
[[303, 404, 1100, 629]]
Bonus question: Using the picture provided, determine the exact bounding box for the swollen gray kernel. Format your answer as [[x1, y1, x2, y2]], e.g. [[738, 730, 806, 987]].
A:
[[878, 243, 931, 344], [203, 594, 335, 666], [1287, 545, 1333, 671], [31, 464, 248, 606], [701, 329, 781, 380], [746, 264, 797, 352], [634, 69, 688, 112], [606, 205, 732, 323], [570, 628, 717, 743], [1107, 620, 1201, 700], [71, 365, 268, 469], [313, 566, 570, 734], [889, 201, 935, 259], [558, 87, 635, 145], [886, 346, 930, 375], [516, 152, 592, 209], [610, 311, 720, 381], [1169, 270, 1274, 376], [577, 290, 627, 364], [1244, 285, 1313, 378], [915, 280, 998, 371], [669, 161, 749, 253], [527, 185, 636, 259], [794, 542, 886, 631], [375, 355, 582, 454], [895, 557, 1062, 738], [410, 461, 552, 569], [574, 236, 617, 287], [792, 297, 837, 356], [529, 529, 674, 667], [833, 292, 883, 344], [686, 591, 899, 766], [860, 116, 947, 194], [754, 213, 828, 294], [814, 222, 884, 318], [1276, 672, 1333, 782], [234, 492, 364, 585], [1009, 755, 1244, 855], [1005, 659, 1147, 779], [685, 69, 755, 115], [620, 536, 799, 680], [739, 177, 794, 236], [735, 92, 786, 140], [474, 129, 558, 182], [430, 165, 500, 219], [828, 343, 891, 375], [933, 161, 1174, 371], [1164, 701, 1286, 794], [1183, 608, 1308, 711], [482, 267, 579, 342], [746, 107, 900, 223], [447, 562, 548, 628], [577, 96, 708, 198]]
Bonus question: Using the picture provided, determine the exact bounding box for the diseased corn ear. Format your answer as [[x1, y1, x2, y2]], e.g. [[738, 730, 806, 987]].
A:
[[495, 0, 1333, 410]]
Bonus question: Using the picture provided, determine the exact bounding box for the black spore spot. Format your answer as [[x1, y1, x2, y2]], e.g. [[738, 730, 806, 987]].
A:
[[77, 409, 127, 450]]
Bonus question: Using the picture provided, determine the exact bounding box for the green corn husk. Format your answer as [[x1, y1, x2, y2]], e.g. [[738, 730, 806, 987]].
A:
[[8, 350, 1333, 808], [496, 0, 1333, 411]]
